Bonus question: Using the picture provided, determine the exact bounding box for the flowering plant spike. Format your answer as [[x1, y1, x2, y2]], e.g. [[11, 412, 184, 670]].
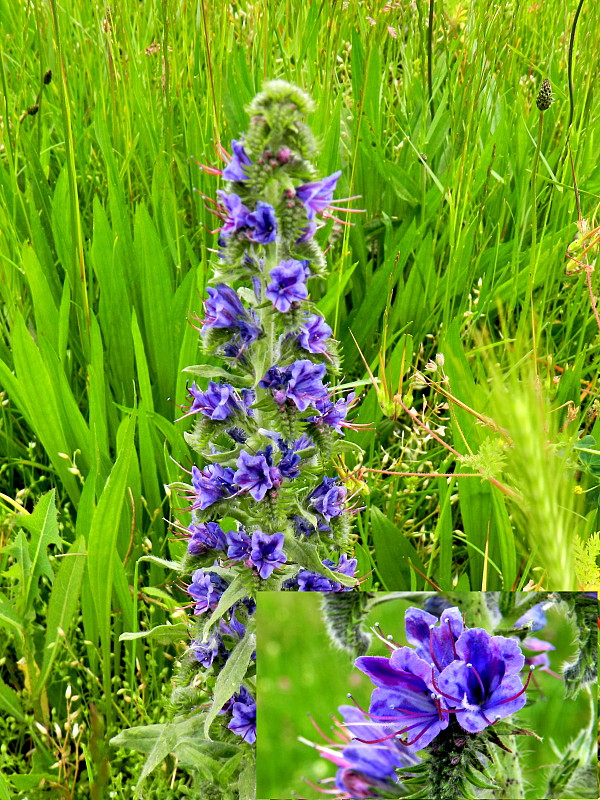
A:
[[169, 81, 363, 797]]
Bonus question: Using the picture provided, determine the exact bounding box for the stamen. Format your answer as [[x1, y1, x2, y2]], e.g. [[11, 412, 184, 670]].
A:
[[467, 663, 486, 695], [307, 712, 337, 745], [496, 666, 534, 705], [399, 719, 438, 747]]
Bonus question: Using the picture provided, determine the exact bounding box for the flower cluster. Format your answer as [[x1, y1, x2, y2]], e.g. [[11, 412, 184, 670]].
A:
[[181, 81, 363, 600], [171, 82, 363, 766]]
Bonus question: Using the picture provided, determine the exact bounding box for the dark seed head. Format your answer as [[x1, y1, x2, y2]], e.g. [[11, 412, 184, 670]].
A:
[[27, 104, 39, 116], [43, 69, 52, 85], [536, 78, 553, 111]]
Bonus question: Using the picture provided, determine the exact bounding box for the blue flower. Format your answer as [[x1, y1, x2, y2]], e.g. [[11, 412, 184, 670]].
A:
[[291, 514, 316, 537], [191, 633, 223, 667], [187, 521, 228, 555], [187, 381, 243, 421], [202, 285, 262, 345], [247, 201, 277, 244], [298, 313, 332, 355], [404, 606, 465, 672], [259, 360, 328, 411], [309, 392, 355, 433], [297, 570, 336, 591], [250, 530, 286, 578], [222, 139, 252, 182], [514, 602, 548, 632], [187, 570, 227, 615], [296, 170, 342, 220], [437, 628, 528, 733], [286, 360, 328, 411], [336, 705, 420, 794], [265, 259, 308, 312], [217, 191, 251, 236], [355, 647, 449, 749], [309, 476, 347, 521], [234, 449, 281, 501], [228, 689, 256, 744], [226, 528, 252, 561], [191, 464, 236, 510]]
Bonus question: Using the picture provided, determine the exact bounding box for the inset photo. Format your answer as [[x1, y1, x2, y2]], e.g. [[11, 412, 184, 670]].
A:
[[256, 592, 597, 800]]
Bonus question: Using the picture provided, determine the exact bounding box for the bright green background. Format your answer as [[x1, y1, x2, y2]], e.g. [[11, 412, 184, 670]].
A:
[[256, 594, 595, 799]]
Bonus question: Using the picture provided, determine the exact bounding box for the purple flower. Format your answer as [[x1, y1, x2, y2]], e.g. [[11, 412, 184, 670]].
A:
[[309, 392, 355, 432], [296, 555, 356, 592], [187, 381, 242, 420], [222, 139, 252, 182], [296, 221, 317, 244], [228, 690, 256, 743], [259, 360, 328, 411], [404, 606, 465, 672], [247, 201, 277, 244], [298, 313, 332, 355], [291, 514, 316, 537], [226, 528, 252, 561], [250, 530, 286, 579], [437, 628, 528, 733], [202, 285, 261, 344], [187, 570, 227, 615], [191, 633, 222, 667], [191, 464, 236, 510], [234, 449, 282, 501], [187, 521, 228, 555], [356, 647, 449, 749], [217, 191, 251, 236], [287, 360, 328, 410], [514, 602, 548, 632], [265, 259, 309, 312], [309, 476, 347, 521], [203, 284, 247, 329], [296, 170, 342, 220], [297, 570, 336, 592], [337, 705, 419, 790]]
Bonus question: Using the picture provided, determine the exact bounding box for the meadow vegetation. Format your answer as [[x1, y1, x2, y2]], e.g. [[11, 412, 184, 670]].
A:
[[0, 0, 598, 795]]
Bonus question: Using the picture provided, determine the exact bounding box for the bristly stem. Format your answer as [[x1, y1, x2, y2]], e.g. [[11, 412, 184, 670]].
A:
[[427, 0, 435, 121], [494, 735, 525, 799]]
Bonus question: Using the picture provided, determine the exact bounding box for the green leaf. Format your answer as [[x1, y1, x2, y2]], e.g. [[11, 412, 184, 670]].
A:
[[204, 621, 256, 738], [202, 573, 251, 638], [370, 507, 426, 589], [15, 490, 61, 610], [33, 537, 87, 700], [0, 598, 24, 637], [87, 413, 136, 719], [119, 623, 188, 645], [183, 364, 253, 385], [283, 536, 357, 588], [0, 676, 25, 722], [238, 755, 256, 800], [0, 769, 12, 799], [137, 555, 183, 572]]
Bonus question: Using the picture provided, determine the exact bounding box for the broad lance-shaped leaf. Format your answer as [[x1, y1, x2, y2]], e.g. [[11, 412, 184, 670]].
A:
[[87, 412, 136, 719], [204, 620, 256, 738], [33, 536, 87, 702], [15, 490, 61, 610], [120, 623, 188, 645]]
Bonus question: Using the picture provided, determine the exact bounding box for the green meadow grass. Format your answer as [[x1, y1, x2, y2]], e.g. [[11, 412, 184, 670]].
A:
[[0, 0, 599, 794]]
